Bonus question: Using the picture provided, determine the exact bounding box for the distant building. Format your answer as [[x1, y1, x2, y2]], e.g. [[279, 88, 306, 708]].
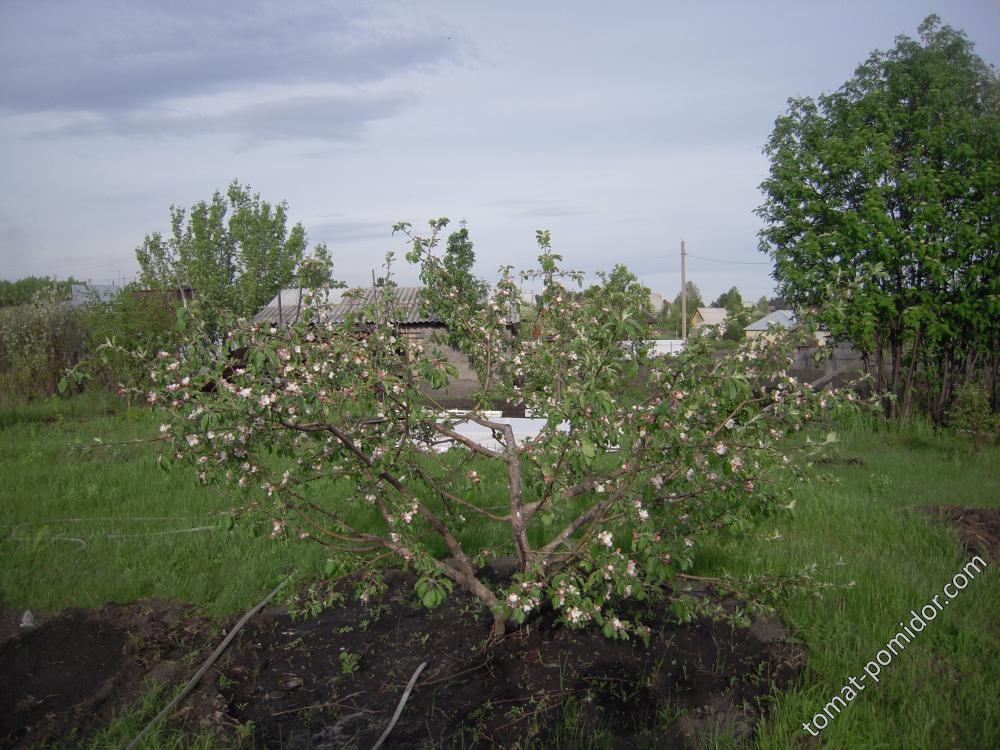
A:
[[744, 309, 828, 346], [68, 282, 117, 308], [251, 287, 345, 327], [252, 286, 519, 399], [129, 286, 195, 306], [744, 309, 797, 339], [690, 307, 728, 334], [646, 339, 685, 356], [649, 292, 664, 314]]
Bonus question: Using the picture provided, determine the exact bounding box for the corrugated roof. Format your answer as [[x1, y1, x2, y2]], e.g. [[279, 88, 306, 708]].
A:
[[252, 288, 346, 326], [324, 287, 444, 325], [253, 286, 519, 327], [745, 309, 796, 331]]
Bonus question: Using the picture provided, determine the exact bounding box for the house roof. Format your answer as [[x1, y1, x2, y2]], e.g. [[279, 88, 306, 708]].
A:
[[252, 288, 348, 326], [253, 286, 521, 327], [324, 287, 445, 325], [745, 309, 796, 331], [692, 307, 727, 326]]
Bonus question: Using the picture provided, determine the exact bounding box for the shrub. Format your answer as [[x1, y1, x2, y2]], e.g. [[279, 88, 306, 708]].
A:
[[145, 222, 859, 637], [949, 380, 999, 452], [0, 289, 84, 401], [77, 289, 187, 397]]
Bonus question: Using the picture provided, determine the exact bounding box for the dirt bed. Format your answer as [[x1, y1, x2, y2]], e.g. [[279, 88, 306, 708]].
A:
[[0, 600, 210, 749], [0, 574, 804, 749], [918, 505, 1000, 562]]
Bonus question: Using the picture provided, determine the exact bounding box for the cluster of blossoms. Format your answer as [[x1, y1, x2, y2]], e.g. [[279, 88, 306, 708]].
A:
[[143, 223, 864, 638]]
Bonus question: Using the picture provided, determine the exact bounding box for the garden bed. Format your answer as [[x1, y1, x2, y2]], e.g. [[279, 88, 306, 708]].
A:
[[0, 574, 804, 749], [918, 505, 1000, 561], [0, 600, 211, 748]]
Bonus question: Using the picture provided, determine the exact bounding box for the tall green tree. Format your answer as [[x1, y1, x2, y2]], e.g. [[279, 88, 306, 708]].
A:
[[135, 181, 337, 321], [711, 286, 744, 314], [675, 281, 704, 314], [652, 282, 704, 338], [757, 16, 999, 418], [412, 221, 490, 350]]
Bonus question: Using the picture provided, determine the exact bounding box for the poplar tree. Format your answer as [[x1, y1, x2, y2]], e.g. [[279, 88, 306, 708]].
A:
[[136, 181, 336, 323], [757, 16, 999, 418]]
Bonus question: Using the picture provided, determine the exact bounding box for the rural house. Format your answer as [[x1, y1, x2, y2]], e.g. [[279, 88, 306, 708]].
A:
[[68, 282, 118, 308], [689, 307, 727, 335], [743, 309, 797, 340], [253, 286, 518, 398], [129, 286, 196, 306], [743, 309, 830, 346]]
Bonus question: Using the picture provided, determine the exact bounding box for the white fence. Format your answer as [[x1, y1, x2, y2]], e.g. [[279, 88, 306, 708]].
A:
[[620, 339, 686, 357]]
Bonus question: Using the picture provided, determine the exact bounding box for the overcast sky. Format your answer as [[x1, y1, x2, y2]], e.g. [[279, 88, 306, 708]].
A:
[[1, 1, 997, 302]]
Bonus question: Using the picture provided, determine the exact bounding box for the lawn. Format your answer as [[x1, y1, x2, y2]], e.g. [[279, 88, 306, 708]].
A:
[[0, 393, 328, 618], [696, 417, 999, 749], [0, 395, 997, 748]]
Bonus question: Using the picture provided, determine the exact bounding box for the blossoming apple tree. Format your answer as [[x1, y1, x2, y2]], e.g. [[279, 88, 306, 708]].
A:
[[148, 220, 856, 637]]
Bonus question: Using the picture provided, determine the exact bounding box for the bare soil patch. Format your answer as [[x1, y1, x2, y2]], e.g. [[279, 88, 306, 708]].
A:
[[0, 574, 804, 749], [0, 600, 209, 749], [179, 570, 805, 748], [918, 505, 1000, 561]]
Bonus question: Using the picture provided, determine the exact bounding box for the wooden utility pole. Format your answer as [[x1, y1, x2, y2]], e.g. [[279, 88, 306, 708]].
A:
[[680, 239, 687, 342]]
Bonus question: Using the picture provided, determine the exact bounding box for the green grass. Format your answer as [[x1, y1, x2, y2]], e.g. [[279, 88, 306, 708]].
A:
[[0, 392, 328, 617], [694, 416, 999, 749], [2, 395, 997, 748], [0, 392, 588, 618]]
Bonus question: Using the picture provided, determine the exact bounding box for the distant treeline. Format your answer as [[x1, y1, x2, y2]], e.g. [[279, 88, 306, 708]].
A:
[[0, 277, 74, 307]]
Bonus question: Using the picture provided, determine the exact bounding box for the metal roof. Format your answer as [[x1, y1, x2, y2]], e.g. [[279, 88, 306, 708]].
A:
[[745, 309, 796, 331], [251, 288, 347, 326], [324, 287, 444, 325], [253, 286, 519, 327]]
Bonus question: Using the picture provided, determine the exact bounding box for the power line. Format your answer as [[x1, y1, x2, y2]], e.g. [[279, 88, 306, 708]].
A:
[[685, 253, 771, 266]]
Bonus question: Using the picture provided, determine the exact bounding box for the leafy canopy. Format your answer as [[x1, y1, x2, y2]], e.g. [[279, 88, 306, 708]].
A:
[[144, 221, 858, 638], [135, 181, 337, 321], [757, 16, 999, 418]]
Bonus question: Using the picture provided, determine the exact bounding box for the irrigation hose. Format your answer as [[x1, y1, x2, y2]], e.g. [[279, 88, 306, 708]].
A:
[[371, 661, 427, 750], [5, 516, 225, 551], [125, 572, 295, 750]]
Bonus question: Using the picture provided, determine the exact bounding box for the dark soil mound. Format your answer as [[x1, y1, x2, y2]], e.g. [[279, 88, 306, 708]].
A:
[[0, 600, 208, 749], [0, 576, 804, 749], [194, 573, 803, 749], [918, 505, 1000, 561]]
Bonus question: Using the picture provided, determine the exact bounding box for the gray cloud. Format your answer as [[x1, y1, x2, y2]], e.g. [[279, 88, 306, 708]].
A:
[[310, 219, 395, 244], [489, 199, 586, 219], [0, 1, 459, 115], [33, 91, 413, 145]]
